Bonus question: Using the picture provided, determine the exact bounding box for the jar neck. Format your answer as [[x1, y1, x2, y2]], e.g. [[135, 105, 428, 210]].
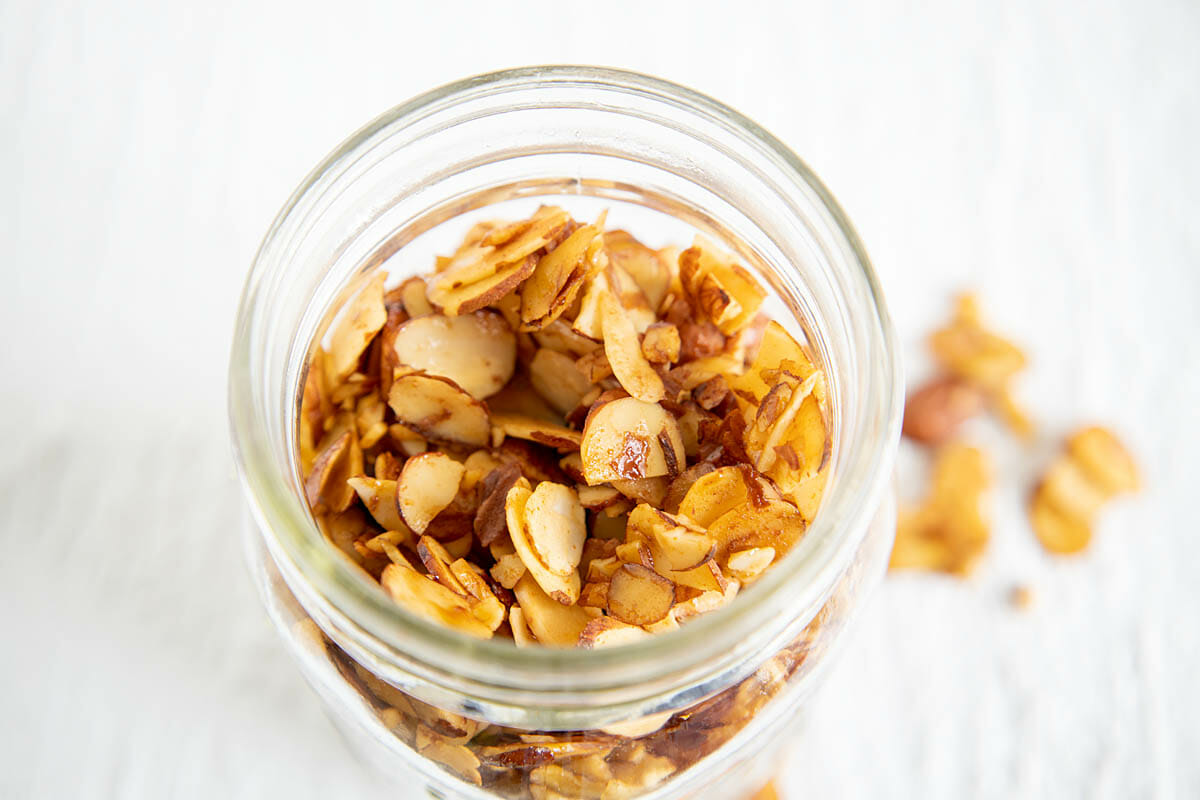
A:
[[229, 66, 902, 730]]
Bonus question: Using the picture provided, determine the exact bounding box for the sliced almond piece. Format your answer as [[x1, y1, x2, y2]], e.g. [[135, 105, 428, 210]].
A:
[[347, 476, 407, 532], [491, 412, 582, 452], [607, 563, 674, 626], [380, 561, 492, 638], [578, 616, 652, 648], [490, 552, 527, 590], [524, 482, 587, 576], [391, 310, 516, 399], [512, 573, 592, 647], [580, 397, 685, 484], [727, 320, 816, 408], [506, 481, 580, 604], [709, 500, 806, 559], [521, 222, 601, 329], [534, 318, 601, 356], [667, 558, 730, 593], [529, 348, 594, 416], [428, 252, 539, 316], [474, 461, 522, 547], [478, 739, 613, 769], [510, 605, 536, 646], [1066, 426, 1140, 496], [600, 285, 664, 403], [626, 505, 716, 571], [604, 230, 672, 310], [387, 373, 490, 447], [304, 430, 356, 514], [417, 535, 469, 595], [726, 547, 776, 581], [328, 271, 387, 380], [611, 477, 668, 507], [577, 484, 623, 511], [677, 464, 778, 527], [679, 239, 766, 334], [398, 276, 434, 318], [397, 452, 466, 535], [448, 558, 507, 631]]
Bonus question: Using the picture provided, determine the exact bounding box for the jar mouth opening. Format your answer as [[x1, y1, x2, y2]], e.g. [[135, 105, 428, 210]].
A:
[[229, 65, 902, 701]]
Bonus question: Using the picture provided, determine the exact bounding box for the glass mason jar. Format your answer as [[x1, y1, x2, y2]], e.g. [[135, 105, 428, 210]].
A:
[[229, 66, 901, 799]]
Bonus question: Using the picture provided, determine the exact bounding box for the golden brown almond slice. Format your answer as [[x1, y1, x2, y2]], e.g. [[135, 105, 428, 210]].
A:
[[534, 318, 601, 356], [417, 536, 469, 595], [509, 605, 536, 646], [607, 563, 674, 625], [490, 552, 527, 590], [610, 477, 668, 507], [387, 373, 490, 447], [710, 500, 806, 558], [346, 476, 407, 532], [679, 241, 766, 334], [523, 482, 587, 576], [641, 321, 681, 365], [667, 558, 730, 593], [1066, 426, 1140, 496], [529, 348, 594, 416], [391, 310, 516, 399], [474, 461, 522, 547], [677, 465, 778, 527], [577, 484, 623, 511], [461, 449, 504, 491], [380, 561, 492, 638], [506, 481, 579, 604], [521, 223, 601, 330], [726, 547, 776, 581], [626, 506, 715, 571], [448, 558, 507, 631], [305, 430, 356, 514], [491, 412, 582, 452], [512, 573, 592, 647], [580, 397, 685, 484], [396, 452, 466, 535], [670, 581, 739, 624], [1030, 487, 1093, 554], [604, 230, 672, 310], [417, 730, 483, 786], [428, 252, 539, 316], [600, 286, 664, 403], [578, 616, 652, 648], [727, 320, 816, 407], [328, 271, 388, 380], [662, 462, 716, 514], [479, 739, 614, 769], [928, 293, 1027, 392], [398, 276, 434, 318], [430, 207, 570, 295], [571, 273, 607, 341]]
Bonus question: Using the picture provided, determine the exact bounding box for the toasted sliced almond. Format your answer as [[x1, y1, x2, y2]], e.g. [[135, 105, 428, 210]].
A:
[[578, 616, 652, 648], [580, 397, 685, 484], [524, 482, 587, 576], [1067, 426, 1140, 496], [448, 558, 507, 631], [577, 484, 623, 511], [534, 318, 601, 356], [491, 412, 582, 452], [388, 373, 490, 447], [604, 230, 672, 310], [600, 286, 664, 403], [727, 320, 815, 407], [347, 476, 408, 532], [529, 349, 594, 416], [391, 311, 516, 399], [677, 465, 778, 527], [305, 431, 356, 513], [611, 477, 669, 507], [474, 461, 522, 547], [710, 500, 806, 559], [398, 276, 434, 318], [510, 605, 536, 646], [428, 252, 539, 316], [479, 739, 613, 769], [490, 552, 527, 590], [328, 271, 388, 380], [380, 561, 492, 638], [726, 547, 776, 581], [397, 452, 466, 535], [679, 239, 766, 334], [512, 573, 592, 647], [521, 223, 601, 330], [607, 563, 674, 625]]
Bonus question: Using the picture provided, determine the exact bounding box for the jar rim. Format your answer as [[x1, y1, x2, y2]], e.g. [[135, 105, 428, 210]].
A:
[[229, 65, 902, 715]]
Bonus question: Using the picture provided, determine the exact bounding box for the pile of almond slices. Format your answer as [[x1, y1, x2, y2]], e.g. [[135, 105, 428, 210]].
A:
[[300, 206, 832, 646]]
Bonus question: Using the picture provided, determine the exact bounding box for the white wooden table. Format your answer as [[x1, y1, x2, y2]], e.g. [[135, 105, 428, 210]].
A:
[[2, 1, 1197, 797]]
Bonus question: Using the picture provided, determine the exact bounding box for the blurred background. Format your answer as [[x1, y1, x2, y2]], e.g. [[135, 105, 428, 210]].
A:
[[2, 0, 1197, 797]]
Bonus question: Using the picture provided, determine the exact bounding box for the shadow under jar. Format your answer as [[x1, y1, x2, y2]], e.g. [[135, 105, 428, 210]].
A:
[[229, 66, 902, 800]]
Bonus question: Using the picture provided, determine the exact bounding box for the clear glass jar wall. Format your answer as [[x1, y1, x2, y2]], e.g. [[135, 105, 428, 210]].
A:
[[230, 67, 902, 799]]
